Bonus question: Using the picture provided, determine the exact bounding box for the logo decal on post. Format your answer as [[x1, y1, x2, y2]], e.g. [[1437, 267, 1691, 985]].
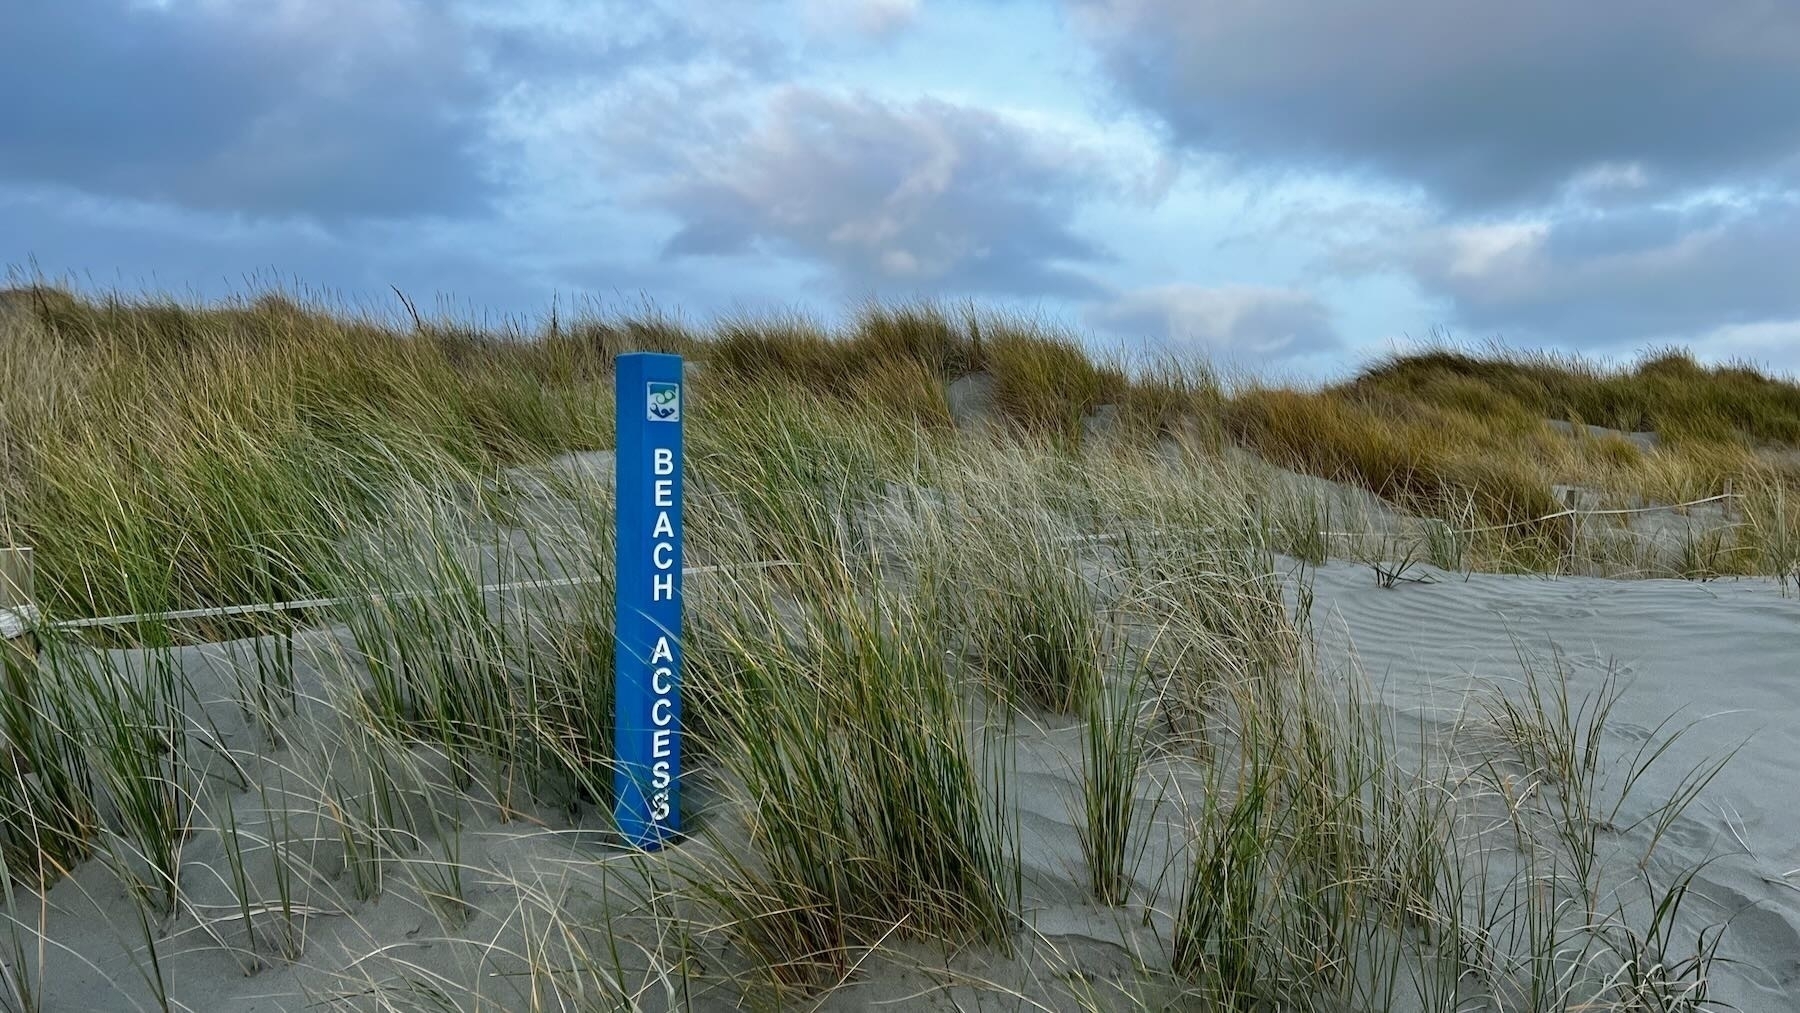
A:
[[647, 382, 681, 422]]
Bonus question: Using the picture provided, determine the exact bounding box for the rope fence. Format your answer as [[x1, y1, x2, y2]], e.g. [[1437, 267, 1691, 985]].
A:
[[0, 490, 1757, 640], [1393, 491, 1743, 538], [7, 560, 795, 636], [1072, 491, 1746, 544]]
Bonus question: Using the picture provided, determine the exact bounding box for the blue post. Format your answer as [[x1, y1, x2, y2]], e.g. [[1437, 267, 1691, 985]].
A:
[[613, 353, 684, 848]]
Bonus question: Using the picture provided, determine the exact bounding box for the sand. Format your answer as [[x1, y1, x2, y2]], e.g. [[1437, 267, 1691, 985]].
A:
[[825, 562, 1800, 1010], [14, 458, 1800, 1009], [1305, 561, 1800, 1011]]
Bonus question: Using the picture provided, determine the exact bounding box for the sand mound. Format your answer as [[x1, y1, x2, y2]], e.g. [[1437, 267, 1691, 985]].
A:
[[1305, 561, 1800, 1010], [15, 448, 1799, 1010]]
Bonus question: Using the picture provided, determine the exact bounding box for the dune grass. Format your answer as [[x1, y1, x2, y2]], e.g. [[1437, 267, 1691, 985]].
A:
[[7, 285, 1800, 614], [0, 284, 1784, 1008], [1072, 653, 1153, 907], [1, 287, 614, 619], [684, 568, 1019, 992], [1347, 344, 1800, 446]]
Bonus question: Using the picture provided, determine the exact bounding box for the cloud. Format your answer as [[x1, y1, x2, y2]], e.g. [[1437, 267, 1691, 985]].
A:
[[1086, 283, 1339, 359], [1069, 0, 1800, 361], [1070, 0, 1800, 210], [620, 86, 1115, 298], [26, 0, 1790, 378], [1390, 193, 1800, 347], [1690, 319, 1800, 373], [0, 0, 505, 220], [2, 182, 531, 311], [800, 0, 922, 41]]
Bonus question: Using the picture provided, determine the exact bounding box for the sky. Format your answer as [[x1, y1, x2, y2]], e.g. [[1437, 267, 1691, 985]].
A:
[[6, 0, 1800, 380]]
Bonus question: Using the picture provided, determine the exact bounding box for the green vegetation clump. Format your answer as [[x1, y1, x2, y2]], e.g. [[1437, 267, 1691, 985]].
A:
[[707, 302, 1208, 439], [6, 285, 1800, 622], [2, 287, 615, 617], [1, 289, 1225, 618], [1225, 386, 1564, 529], [1346, 345, 1800, 447], [0, 283, 1775, 1009], [1221, 346, 1800, 568]]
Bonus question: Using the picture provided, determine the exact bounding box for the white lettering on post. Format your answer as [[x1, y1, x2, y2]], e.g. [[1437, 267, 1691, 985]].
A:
[[640, 440, 678, 829]]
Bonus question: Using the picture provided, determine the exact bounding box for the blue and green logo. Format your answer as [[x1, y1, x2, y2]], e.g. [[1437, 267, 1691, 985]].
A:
[[647, 382, 680, 422]]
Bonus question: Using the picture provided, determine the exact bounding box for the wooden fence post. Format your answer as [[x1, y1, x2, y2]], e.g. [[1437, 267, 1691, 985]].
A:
[[2, 546, 35, 658]]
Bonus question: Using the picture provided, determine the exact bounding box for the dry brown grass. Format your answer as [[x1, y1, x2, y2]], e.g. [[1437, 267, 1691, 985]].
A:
[[5, 284, 1799, 618]]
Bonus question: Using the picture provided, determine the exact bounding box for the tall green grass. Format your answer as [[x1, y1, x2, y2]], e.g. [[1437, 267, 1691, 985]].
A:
[[0, 283, 1771, 1008], [10, 284, 1798, 613], [955, 507, 1102, 714], [1073, 656, 1154, 906], [2, 287, 613, 618], [1349, 344, 1800, 447], [685, 562, 1018, 994]]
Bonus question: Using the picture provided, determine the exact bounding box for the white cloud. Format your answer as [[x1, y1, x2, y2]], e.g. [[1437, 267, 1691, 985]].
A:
[[608, 85, 1116, 297], [1441, 221, 1549, 283], [1689, 319, 1800, 373], [1563, 161, 1652, 201], [1086, 283, 1339, 359], [802, 0, 921, 39]]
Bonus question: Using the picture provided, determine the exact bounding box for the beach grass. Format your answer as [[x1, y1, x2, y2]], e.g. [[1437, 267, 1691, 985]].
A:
[[0, 284, 1789, 1008]]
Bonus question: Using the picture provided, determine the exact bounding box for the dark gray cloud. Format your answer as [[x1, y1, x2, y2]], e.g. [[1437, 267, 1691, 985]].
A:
[[1393, 194, 1800, 347], [635, 87, 1113, 298], [0, 0, 504, 219], [0, 1, 484, 218], [0, 0, 838, 224], [1072, 0, 1800, 210], [1071, 0, 1800, 360], [1086, 283, 1339, 360]]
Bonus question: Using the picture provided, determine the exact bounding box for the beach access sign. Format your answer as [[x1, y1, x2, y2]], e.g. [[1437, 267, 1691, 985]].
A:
[[614, 353, 683, 849]]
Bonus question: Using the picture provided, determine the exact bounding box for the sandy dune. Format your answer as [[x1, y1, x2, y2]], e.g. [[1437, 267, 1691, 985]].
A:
[[1306, 562, 1800, 1012], [16, 538, 1800, 1010]]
